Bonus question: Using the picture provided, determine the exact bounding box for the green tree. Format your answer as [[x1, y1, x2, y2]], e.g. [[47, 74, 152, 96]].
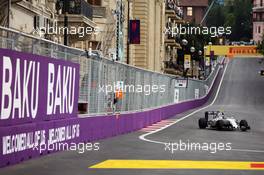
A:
[[206, 0, 252, 41], [257, 34, 264, 55]]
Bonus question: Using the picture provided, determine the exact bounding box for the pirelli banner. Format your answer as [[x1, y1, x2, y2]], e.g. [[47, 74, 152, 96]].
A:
[[0, 48, 80, 126]]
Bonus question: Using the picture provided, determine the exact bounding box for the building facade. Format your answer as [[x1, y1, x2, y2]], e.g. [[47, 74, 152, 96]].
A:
[[1, 0, 185, 74], [179, 0, 208, 25], [253, 0, 264, 43], [1, 0, 116, 53], [121, 0, 183, 73], [121, 0, 165, 71], [3, 0, 57, 36]]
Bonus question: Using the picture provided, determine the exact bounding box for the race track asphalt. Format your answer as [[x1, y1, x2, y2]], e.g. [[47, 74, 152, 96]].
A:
[[0, 57, 263, 175]]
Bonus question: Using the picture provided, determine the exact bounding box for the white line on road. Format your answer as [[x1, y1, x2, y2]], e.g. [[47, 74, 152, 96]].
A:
[[139, 60, 229, 144]]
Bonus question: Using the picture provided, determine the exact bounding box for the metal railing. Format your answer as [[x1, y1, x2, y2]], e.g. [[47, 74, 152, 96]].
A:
[[165, 0, 183, 18], [63, 0, 93, 20], [92, 5, 106, 18], [253, 17, 264, 22], [253, 3, 264, 8], [0, 26, 222, 115]]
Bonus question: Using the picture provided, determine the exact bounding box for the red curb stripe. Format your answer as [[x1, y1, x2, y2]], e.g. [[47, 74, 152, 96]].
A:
[[251, 163, 264, 168]]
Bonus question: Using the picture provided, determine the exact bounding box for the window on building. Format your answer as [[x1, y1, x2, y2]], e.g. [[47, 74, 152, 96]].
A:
[[87, 0, 102, 6], [258, 26, 261, 33], [187, 7, 193, 16], [34, 16, 40, 29]]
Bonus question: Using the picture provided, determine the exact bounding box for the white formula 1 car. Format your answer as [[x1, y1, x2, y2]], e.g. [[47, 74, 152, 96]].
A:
[[198, 111, 251, 131]]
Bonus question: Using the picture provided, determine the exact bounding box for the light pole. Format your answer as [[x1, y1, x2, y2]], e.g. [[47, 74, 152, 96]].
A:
[[56, 0, 70, 46], [182, 39, 188, 47], [208, 42, 213, 74], [181, 39, 188, 67], [204, 46, 207, 78], [127, 0, 131, 64], [190, 46, 195, 78], [63, 0, 69, 46], [181, 39, 189, 87], [198, 50, 202, 79], [7, 0, 11, 28], [208, 42, 212, 52]]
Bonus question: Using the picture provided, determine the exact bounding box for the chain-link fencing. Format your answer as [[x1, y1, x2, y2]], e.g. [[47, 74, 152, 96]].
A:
[[0, 26, 223, 116]]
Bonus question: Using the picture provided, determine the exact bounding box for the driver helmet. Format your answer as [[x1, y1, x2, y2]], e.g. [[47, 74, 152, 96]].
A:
[[218, 111, 225, 119]]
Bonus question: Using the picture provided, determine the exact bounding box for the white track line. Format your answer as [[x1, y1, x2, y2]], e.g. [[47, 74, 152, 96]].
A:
[[139, 60, 229, 144], [138, 60, 264, 153]]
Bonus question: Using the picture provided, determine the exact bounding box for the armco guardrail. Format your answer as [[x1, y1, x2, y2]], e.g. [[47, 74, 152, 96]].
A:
[[0, 26, 221, 115]]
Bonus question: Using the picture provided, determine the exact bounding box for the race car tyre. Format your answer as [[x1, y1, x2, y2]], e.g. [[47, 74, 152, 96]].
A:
[[216, 120, 225, 130], [205, 112, 209, 121], [199, 118, 207, 129], [240, 120, 249, 131]]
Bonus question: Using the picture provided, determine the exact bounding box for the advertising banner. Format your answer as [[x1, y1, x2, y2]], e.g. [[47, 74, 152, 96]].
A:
[[129, 20, 140, 44], [175, 79, 187, 88], [0, 48, 80, 126], [195, 89, 199, 99], [184, 54, 191, 69], [205, 56, 210, 66], [174, 89, 180, 103]]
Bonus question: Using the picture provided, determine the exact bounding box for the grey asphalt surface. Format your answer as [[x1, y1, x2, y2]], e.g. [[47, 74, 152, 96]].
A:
[[0, 57, 264, 175]]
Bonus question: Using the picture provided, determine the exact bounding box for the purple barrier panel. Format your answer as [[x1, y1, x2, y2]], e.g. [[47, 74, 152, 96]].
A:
[[0, 126, 16, 167], [128, 114, 136, 133], [90, 117, 102, 141], [101, 116, 110, 138], [0, 122, 45, 167], [137, 112, 145, 128], [112, 116, 120, 136], [120, 114, 129, 134], [125, 114, 135, 133], [0, 61, 224, 168], [138, 112, 147, 129], [121, 114, 128, 134], [103, 116, 115, 138], [129, 115, 136, 132], [122, 115, 128, 134], [51, 118, 82, 150], [110, 116, 118, 137], [117, 116, 124, 135], [148, 110, 154, 125], [131, 114, 136, 131], [117, 116, 123, 135], [124, 115, 131, 133], [144, 111, 150, 127], [144, 111, 151, 128], [0, 118, 82, 168], [100, 117, 107, 139], [78, 118, 93, 142], [0, 48, 80, 126], [132, 112, 142, 130], [14, 122, 42, 166], [153, 108, 162, 122]]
